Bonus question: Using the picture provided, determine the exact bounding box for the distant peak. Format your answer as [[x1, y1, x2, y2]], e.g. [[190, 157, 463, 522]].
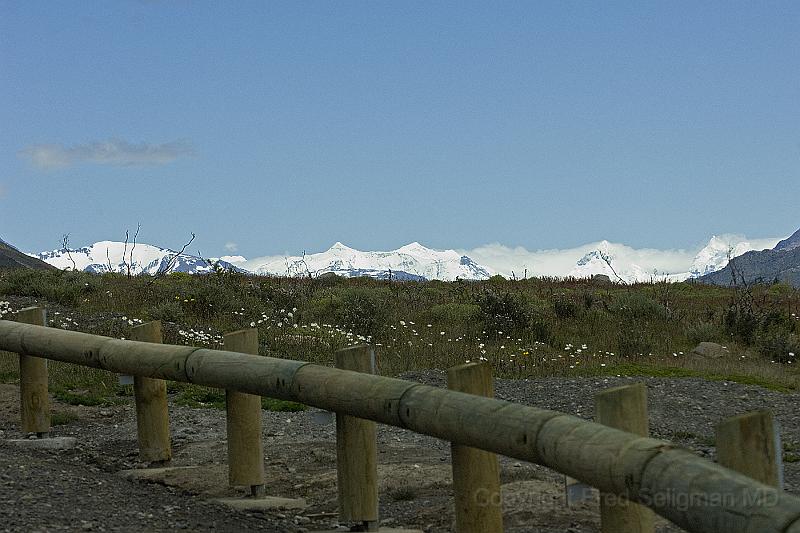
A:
[[328, 242, 355, 251], [774, 228, 800, 252], [397, 242, 431, 252]]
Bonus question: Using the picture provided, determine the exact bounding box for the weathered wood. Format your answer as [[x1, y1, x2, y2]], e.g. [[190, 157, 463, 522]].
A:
[[335, 345, 379, 524], [716, 410, 781, 487], [16, 307, 50, 434], [223, 329, 265, 489], [2, 321, 800, 533], [130, 322, 171, 463], [595, 383, 654, 533], [0, 319, 196, 378], [447, 362, 503, 533], [291, 363, 415, 424], [186, 348, 305, 400]]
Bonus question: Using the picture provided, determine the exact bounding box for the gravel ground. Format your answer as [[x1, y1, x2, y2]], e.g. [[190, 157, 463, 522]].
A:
[[1, 372, 798, 532]]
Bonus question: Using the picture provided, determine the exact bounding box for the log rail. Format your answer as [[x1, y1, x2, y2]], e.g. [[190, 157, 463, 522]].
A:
[[1, 317, 800, 533]]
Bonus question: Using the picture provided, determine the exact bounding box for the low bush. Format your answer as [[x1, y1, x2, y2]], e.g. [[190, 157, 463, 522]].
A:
[[552, 293, 579, 319], [685, 321, 723, 345], [474, 290, 529, 338], [612, 292, 665, 321]]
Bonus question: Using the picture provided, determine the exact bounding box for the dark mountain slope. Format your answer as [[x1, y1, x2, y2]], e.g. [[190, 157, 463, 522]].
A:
[[0, 238, 56, 270], [775, 228, 800, 252], [698, 240, 800, 287]]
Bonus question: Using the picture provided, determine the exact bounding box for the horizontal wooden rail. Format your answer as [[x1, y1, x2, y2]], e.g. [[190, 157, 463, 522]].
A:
[[1, 320, 800, 533]]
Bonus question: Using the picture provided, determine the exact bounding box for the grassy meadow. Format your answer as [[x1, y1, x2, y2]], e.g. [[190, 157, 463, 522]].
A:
[[0, 267, 798, 407]]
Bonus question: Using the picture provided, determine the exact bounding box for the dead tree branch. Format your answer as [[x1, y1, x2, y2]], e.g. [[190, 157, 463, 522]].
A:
[[154, 232, 196, 278], [61, 234, 77, 271]]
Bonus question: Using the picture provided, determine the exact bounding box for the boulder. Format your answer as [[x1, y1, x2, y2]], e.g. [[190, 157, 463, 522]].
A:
[[592, 274, 612, 283], [691, 342, 729, 359]]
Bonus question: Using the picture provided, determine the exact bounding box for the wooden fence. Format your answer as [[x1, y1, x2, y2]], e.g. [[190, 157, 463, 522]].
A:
[[2, 310, 800, 533]]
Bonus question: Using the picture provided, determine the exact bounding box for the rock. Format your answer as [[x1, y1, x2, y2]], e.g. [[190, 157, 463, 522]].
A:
[[592, 274, 612, 283], [691, 342, 729, 358]]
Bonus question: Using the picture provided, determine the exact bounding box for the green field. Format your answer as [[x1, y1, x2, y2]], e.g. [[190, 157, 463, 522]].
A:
[[0, 267, 798, 404]]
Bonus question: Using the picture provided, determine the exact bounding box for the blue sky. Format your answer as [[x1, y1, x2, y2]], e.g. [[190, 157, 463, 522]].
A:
[[1, 1, 798, 259]]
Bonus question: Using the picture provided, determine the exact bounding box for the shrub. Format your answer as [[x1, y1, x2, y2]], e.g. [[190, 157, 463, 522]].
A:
[[615, 327, 653, 358], [529, 315, 553, 345], [552, 293, 579, 319], [581, 290, 596, 310], [147, 300, 185, 323], [685, 321, 723, 345], [723, 304, 759, 344], [474, 290, 529, 338], [336, 287, 391, 337], [428, 303, 480, 323], [612, 292, 665, 321], [756, 332, 800, 363]]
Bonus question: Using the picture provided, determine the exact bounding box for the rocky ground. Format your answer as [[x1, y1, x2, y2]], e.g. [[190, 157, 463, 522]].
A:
[[1, 372, 798, 533]]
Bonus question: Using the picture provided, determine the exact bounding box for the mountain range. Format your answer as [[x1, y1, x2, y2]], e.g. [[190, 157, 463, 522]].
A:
[[21, 231, 796, 283], [228, 242, 491, 281], [35, 241, 243, 276], [698, 228, 800, 287]]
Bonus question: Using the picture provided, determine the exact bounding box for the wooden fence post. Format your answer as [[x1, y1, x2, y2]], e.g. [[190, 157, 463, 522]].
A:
[[447, 362, 503, 533], [335, 345, 379, 530], [130, 321, 171, 463], [223, 328, 266, 497], [16, 307, 50, 436], [716, 410, 782, 488], [595, 382, 654, 533]]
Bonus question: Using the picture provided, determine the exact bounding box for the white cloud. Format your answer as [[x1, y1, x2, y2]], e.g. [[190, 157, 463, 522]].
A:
[[19, 138, 194, 169], [220, 255, 247, 264], [224, 241, 238, 252], [462, 241, 703, 278]]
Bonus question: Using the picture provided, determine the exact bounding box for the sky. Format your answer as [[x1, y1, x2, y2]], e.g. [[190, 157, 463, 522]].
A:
[[1, 2, 798, 267]]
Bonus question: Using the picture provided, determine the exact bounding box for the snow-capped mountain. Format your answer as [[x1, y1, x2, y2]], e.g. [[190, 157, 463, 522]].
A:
[[699, 227, 800, 287], [687, 235, 778, 278], [31, 232, 788, 283], [229, 242, 492, 281], [565, 235, 783, 283], [568, 246, 657, 282], [35, 241, 242, 275]]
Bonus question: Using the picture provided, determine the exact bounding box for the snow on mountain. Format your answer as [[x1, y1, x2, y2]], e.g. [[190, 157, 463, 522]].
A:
[[564, 235, 783, 283], [567, 242, 668, 283], [32, 232, 789, 282], [36, 241, 242, 275], [688, 235, 782, 278], [233, 242, 492, 281]]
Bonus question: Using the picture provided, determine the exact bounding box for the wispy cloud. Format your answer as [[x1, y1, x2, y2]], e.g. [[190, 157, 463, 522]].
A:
[[461, 242, 689, 278], [460, 237, 780, 278], [224, 241, 238, 252], [19, 138, 194, 169]]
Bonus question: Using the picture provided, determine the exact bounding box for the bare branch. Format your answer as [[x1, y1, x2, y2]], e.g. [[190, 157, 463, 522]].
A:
[[154, 232, 196, 278], [128, 223, 141, 279], [61, 233, 77, 271], [121, 229, 130, 277], [598, 251, 625, 283]]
